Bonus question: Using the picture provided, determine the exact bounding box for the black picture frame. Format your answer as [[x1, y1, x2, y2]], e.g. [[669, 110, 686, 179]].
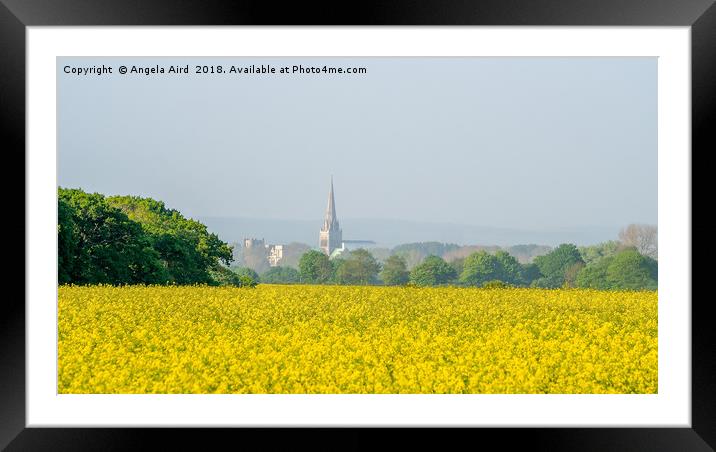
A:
[[3, 0, 713, 449]]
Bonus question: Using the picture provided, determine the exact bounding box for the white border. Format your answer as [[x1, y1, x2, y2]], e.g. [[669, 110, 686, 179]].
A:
[[27, 27, 690, 427]]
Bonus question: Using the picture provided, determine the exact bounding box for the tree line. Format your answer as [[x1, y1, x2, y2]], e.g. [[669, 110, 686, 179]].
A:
[[250, 242, 656, 290], [58, 187, 656, 290]]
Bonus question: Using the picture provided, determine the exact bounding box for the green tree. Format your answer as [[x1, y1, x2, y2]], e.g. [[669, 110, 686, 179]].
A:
[[532, 243, 584, 288], [58, 188, 234, 285], [379, 255, 409, 286], [232, 267, 260, 284], [575, 257, 612, 290], [298, 250, 334, 284], [563, 261, 586, 288], [576, 248, 657, 290], [448, 257, 465, 278], [330, 257, 346, 283], [335, 249, 381, 285], [209, 266, 256, 287], [58, 188, 168, 284], [605, 248, 658, 290], [238, 275, 258, 288], [57, 197, 77, 284], [460, 251, 500, 286], [494, 250, 523, 285], [261, 266, 301, 284], [459, 250, 523, 286], [106, 194, 233, 284], [409, 255, 457, 286], [520, 263, 541, 286]]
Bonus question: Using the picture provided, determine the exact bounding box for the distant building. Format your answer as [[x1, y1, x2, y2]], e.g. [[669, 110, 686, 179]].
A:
[[243, 238, 265, 249], [267, 244, 284, 267], [319, 177, 343, 256], [242, 238, 284, 267]]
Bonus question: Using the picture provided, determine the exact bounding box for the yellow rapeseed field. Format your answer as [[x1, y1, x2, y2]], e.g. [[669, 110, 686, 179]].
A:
[[58, 285, 657, 394]]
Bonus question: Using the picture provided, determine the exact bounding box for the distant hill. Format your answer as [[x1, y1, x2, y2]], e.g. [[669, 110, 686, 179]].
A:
[[198, 216, 620, 248]]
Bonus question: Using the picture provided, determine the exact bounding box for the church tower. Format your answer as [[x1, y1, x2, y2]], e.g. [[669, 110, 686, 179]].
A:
[[319, 177, 342, 256]]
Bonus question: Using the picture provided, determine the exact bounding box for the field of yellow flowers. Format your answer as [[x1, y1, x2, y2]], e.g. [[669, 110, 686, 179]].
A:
[[58, 285, 657, 394]]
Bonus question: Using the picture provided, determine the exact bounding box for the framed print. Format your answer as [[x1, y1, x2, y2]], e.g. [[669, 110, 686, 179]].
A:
[[5, 0, 715, 449]]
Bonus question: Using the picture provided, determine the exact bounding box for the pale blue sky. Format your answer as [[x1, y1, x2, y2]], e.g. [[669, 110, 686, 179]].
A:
[[58, 57, 656, 231]]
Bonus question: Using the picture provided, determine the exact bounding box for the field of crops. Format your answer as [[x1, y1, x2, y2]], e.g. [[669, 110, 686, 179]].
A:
[[58, 285, 657, 394]]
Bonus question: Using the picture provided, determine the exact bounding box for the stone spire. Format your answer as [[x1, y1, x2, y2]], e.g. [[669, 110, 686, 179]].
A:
[[324, 176, 338, 230], [319, 176, 342, 255]]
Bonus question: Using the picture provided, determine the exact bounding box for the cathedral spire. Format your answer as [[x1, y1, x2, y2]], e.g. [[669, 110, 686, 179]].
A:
[[325, 176, 337, 225], [319, 176, 342, 255]]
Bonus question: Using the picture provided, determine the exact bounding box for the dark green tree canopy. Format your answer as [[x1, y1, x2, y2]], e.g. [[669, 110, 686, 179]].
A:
[[409, 255, 457, 286], [58, 197, 77, 284], [106, 194, 232, 284], [58, 188, 167, 285], [58, 188, 233, 285]]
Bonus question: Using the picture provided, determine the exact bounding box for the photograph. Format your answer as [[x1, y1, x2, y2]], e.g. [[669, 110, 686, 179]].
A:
[[57, 56, 658, 395], [6, 1, 710, 445]]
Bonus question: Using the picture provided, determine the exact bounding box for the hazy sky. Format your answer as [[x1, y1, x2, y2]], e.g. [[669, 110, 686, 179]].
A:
[[58, 57, 656, 229]]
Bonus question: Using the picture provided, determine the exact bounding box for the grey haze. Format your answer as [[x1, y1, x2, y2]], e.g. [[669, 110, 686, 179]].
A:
[[58, 57, 657, 246]]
